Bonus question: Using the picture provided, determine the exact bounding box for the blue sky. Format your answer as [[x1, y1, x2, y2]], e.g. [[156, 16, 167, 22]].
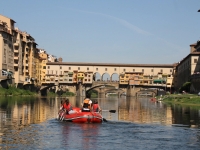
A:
[[1, 0, 200, 64]]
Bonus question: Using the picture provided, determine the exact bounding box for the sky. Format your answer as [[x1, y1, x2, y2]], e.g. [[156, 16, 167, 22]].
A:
[[0, 0, 200, 64]]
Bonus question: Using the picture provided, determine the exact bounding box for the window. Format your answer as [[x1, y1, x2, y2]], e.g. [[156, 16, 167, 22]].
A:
[[69, 67, 71, 70], [48, 66, 50, 69], [87, 67, 89, 70], [2, 70, 7, 76], [47, 70, 49, 74], [85, 79, 87, 81], [43, 66, 46, 69], [151, 69, 153, 72], [56, 71, 57, 75], [96, 68, 98, 71], [105, 68, 107, 71], [78, 67, 80, 70], [133, 69, 135, 72], [123, 69, 126, 72], [60, 71, 62, 75], [142, 69, 144, 72], [194, 59, 197, 63], [60, 66, 62, 69], [160, 69, 163, 73], [114, 68, 117, 71], [170, 69, 172, 72]]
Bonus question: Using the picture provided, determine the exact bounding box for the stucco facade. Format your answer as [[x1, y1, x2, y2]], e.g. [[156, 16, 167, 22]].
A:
[[46, 62, 176, 91]]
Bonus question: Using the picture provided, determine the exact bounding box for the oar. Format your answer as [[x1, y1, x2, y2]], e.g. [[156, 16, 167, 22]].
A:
[[102, 110, 116, 113], [103, 118, 108, 122]]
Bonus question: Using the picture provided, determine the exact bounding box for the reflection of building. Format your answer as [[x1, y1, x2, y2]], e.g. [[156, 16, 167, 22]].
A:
[[118, 98, 173, 125], [166, 106, 172, 125]]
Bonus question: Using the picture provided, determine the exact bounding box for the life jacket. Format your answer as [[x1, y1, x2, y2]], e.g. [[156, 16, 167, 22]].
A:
[[93, 104, 99, 112], [63, 103, 72, 111], [83, 99, 91, 108]]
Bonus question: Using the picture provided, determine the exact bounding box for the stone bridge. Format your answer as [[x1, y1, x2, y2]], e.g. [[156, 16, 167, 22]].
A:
[[85, 81, 121, 97], [136, 88, 157, 97]]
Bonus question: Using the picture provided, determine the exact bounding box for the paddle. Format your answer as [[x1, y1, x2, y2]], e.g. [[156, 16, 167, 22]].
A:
[[102, 110, 116, 113], [103, 118, 108, 122], [101, 110, 116, 122]]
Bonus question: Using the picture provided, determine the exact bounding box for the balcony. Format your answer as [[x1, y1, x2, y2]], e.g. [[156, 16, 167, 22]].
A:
[[14, 42, 19, 47], [14, 56, 18, 60], [14, 49, 19, 53]]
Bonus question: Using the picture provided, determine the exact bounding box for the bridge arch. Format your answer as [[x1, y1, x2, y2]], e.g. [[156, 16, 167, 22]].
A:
[[85, 83, 118, 96], [105, 88, 125, 97], [93, 72, 101, 81], [136, 88, 157, 97], [102, 72, 111, 81], [111, 73, 119, 82]]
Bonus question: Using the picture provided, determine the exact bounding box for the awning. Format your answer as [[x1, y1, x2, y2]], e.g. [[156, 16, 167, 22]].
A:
[[153, 79, 166, 83], [7, 72, 13, 75]]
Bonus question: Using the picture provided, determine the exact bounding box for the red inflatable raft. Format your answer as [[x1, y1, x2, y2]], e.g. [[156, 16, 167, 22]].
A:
[[59, 107, 103, 123]]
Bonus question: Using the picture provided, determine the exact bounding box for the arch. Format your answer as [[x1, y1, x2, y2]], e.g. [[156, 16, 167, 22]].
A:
[[86, 84, 116, 95], [93, 72, 101, 81], [102, 73, 110, 82], [105, 88, 125, 97], [136, 88, 157, 97], [111, 73, 119, 82]]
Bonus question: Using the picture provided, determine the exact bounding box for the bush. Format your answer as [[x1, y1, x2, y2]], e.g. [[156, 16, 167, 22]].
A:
[[179, 82, 191, 93]]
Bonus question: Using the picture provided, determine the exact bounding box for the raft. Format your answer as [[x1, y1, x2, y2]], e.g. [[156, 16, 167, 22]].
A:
[[59, 107, 103, 123]]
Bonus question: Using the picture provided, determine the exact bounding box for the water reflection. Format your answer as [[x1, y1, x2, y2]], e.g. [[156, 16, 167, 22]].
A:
[[0, 96, 200, 149], [0, 96, 200, 129]]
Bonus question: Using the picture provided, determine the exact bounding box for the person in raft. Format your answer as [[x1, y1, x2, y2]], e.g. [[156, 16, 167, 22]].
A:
[[57, 100, 64, 119], [92, 100, 102, 113], [63, 98, 73, 114], [82, 95, 92, 112]]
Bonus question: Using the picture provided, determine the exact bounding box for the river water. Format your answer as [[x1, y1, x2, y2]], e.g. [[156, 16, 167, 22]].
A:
[[0, 96, 200, 150]]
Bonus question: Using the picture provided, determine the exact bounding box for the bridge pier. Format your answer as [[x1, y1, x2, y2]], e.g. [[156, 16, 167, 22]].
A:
[[98, 87, 106, 98], [127, 85, 135, 97], [76, 83, 86, 97], [40, 89, 48, 96]]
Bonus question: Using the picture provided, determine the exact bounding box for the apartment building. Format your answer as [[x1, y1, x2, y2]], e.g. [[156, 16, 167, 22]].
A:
[[176, 42, 200, 92], [0, 15, 15, 81], [12, 27, 38, 87], [36, 49, 48, 86]]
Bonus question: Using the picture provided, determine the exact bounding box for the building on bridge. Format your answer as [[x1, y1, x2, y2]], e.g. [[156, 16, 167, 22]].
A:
[[45, 62, 176, 94]]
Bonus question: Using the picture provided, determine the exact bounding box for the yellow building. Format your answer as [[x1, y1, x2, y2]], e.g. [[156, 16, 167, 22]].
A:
[[37, 49, 48, 86]]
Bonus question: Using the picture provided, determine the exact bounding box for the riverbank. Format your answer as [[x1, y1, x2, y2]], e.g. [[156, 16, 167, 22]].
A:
[[0, 86, 36, 96], [0, 87, 76, 97], [159, 94, 200, 106]]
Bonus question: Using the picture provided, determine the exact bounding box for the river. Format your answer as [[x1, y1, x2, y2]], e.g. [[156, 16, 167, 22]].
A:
[[0, 96, 200, 150]]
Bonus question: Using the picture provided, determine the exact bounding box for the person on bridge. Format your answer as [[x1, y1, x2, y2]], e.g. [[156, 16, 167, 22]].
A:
[[92, 100, 101, 113], [82, 94, 92, 112]]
